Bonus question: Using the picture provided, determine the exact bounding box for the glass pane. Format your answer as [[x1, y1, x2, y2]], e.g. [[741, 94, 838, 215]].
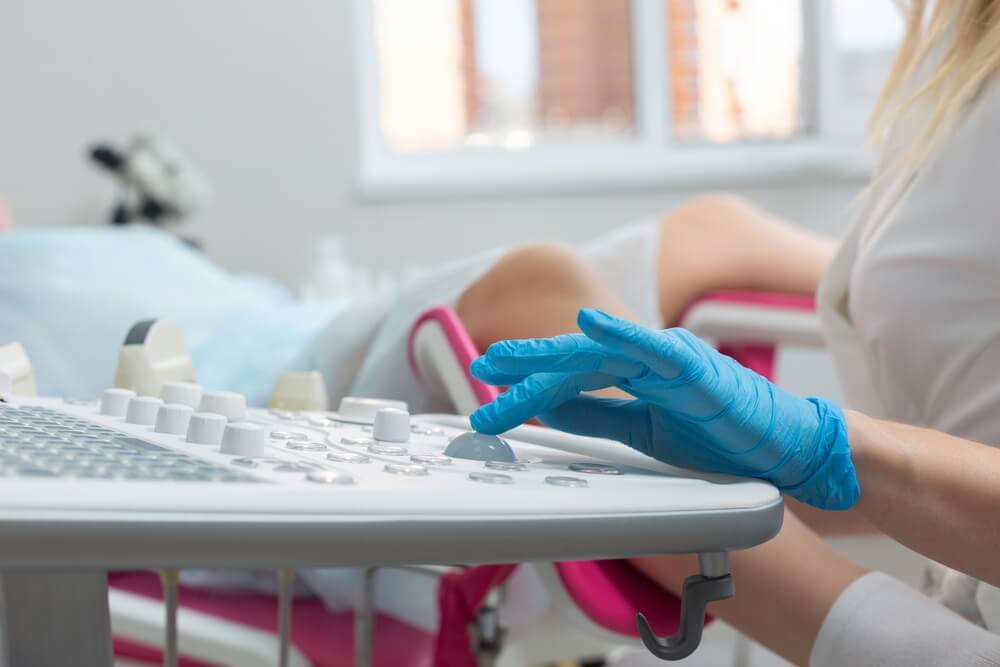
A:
[[373, 0, 635, 153], [829, 0, 903, 136], [668, 0, 803, 143]]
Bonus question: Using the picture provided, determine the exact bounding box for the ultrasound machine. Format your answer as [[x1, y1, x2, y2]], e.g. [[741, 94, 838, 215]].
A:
[[0, 303, 798, 666]]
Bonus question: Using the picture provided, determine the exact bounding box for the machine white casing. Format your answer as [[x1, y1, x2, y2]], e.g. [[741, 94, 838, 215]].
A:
[[0, 397, 782, 569], [0, 343, 36, 397], [113, 320, 195, 397]]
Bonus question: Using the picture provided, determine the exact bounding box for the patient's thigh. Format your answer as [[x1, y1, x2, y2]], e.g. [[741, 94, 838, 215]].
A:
[[456, 242, 637, 349]]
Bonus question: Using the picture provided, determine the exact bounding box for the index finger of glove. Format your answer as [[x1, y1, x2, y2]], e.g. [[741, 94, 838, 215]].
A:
[[577, 309, 705, 382], [469, 371, 619, 435], [477, 334, 647, 379]]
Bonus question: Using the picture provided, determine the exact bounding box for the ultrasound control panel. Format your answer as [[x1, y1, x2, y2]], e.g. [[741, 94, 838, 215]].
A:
[[0, 384, 783, 576]]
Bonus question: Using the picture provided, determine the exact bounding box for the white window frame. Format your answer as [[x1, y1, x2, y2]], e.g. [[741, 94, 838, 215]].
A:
[[354, 0, 873, 199]]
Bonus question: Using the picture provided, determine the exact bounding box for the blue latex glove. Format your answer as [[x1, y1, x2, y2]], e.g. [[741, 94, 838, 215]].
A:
[[469, 309, 859, 510]]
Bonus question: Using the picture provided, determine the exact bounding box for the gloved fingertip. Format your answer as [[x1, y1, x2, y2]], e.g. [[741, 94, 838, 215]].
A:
[[577, 308, 617, 329], [469, 408, 503, 435], [469, 356, 489, 379], [484, 338, 520, 358]]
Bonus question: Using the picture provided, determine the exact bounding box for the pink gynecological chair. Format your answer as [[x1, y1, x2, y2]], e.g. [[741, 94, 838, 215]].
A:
[[408, 290, 819, 665]]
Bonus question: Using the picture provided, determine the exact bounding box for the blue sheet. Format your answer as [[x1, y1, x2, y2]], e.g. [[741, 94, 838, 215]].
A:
[[0, 226, 348, 404]]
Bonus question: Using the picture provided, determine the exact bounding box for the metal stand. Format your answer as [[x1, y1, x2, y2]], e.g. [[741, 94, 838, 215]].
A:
[[0, 570, 113, 667], [636, 552, 734, 661], [354, 565, 458, 667], [474, 587, 505, 667], [355, 567, 378, 667]]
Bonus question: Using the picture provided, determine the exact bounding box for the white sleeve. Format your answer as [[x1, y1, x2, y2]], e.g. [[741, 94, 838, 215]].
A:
[[810, 572, 1000, 667]]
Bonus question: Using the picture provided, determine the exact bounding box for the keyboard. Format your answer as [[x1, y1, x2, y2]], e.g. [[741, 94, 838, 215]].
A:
[[0, 403, 255, 482]]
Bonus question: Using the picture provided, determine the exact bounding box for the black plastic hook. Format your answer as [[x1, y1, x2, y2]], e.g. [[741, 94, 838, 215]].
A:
[[636, 572, 735, 661]]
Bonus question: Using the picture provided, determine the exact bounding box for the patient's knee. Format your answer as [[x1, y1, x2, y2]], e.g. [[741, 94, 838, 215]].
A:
[[466, 242, 596, 305], [457, 242, 603, 345]]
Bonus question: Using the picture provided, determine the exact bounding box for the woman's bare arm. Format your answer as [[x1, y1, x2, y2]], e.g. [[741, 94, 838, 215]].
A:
[[848, 411, 1000, 586]]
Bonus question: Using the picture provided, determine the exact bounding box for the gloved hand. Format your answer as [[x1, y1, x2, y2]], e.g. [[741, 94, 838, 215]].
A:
[[469, 309, 859, 510]]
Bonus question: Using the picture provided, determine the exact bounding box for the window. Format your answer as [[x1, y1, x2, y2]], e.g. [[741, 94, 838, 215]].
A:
[[356, 0, 904, 195], [371, 0, 636, 153], [827, 0, 904, 137]]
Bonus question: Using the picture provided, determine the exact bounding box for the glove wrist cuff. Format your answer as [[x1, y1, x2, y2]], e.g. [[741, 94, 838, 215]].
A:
[[779, 399, 860, 510]]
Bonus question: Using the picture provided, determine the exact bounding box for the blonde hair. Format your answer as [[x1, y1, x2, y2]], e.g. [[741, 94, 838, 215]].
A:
[[870, 0, 1000, 161]]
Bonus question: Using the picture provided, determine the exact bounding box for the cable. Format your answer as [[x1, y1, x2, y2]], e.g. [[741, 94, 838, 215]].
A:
[[159, 569, 179, 667], [277, 568, 296, 667]]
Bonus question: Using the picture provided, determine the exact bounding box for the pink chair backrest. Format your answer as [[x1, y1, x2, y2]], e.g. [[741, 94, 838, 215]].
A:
[[683, 290, 816, 379]]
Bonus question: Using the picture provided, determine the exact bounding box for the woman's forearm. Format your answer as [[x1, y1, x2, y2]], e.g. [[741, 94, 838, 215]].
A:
[[847, 410, 1000, 585]]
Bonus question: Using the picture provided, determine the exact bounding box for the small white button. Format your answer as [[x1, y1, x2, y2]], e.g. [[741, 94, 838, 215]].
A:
[[369, 443, 407, 456], [383, 463, 428, 476], [333, 397, 408, 425], [328, 451, 371, 464], [411, 454, 452, 466], [186, 412, 228, 445], [469, 471, 513, 485], [160, 382, 203, 409], [545, 476, 588, 488], [125, 396, 163, 425], [270, 431, 309, 441], [341, 437, 375, 446], [373, 408, 410, 443], [154, 403, 194, 435], [198, 391, 247, 421], [100, 388, 136, 417], [411, 425, 444, 436], [220, 422, 270, 457], [485, 461, 526, 472], [286, 441, 328, 452], [307, 470, 354, 485]]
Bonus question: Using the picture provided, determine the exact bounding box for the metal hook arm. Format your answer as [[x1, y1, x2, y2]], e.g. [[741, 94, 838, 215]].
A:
[[636, 552, 735, 661]]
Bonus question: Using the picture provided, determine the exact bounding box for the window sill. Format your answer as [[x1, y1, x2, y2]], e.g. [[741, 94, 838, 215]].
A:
[[355, 140, 873, 202]]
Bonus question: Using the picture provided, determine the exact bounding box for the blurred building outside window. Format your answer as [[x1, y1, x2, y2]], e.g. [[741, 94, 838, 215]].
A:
[[361, 0, 904, 194]]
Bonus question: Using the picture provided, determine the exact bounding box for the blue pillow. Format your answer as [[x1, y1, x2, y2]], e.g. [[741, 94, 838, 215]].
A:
[[0, 226, 347, 404]]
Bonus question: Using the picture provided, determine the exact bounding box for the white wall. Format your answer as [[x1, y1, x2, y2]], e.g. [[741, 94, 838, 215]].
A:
[[0, 0, 858, 398]]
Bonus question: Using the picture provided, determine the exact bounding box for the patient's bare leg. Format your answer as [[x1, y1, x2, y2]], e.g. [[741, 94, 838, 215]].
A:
[[653, 193, 836, 325], [457, 194, 836, 344], [457, 242, 639, 347]]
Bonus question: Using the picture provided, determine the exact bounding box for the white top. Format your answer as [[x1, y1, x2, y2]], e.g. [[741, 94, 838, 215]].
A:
[[812, 64, 1000, 665]]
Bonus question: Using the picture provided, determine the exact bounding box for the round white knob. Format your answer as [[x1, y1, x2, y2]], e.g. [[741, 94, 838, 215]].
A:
[[373, 408, 410, 443], [269, 371, 328, 411], [333, 397, 408, 425], [160, 382, 203, 409], [186, 412, 228, 445], [125, 396, 164, 425], [198, 391, 246, 421], [220, 422, 270, 457], [100, 388, 136, 417], [154, 403, 194, 435]]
